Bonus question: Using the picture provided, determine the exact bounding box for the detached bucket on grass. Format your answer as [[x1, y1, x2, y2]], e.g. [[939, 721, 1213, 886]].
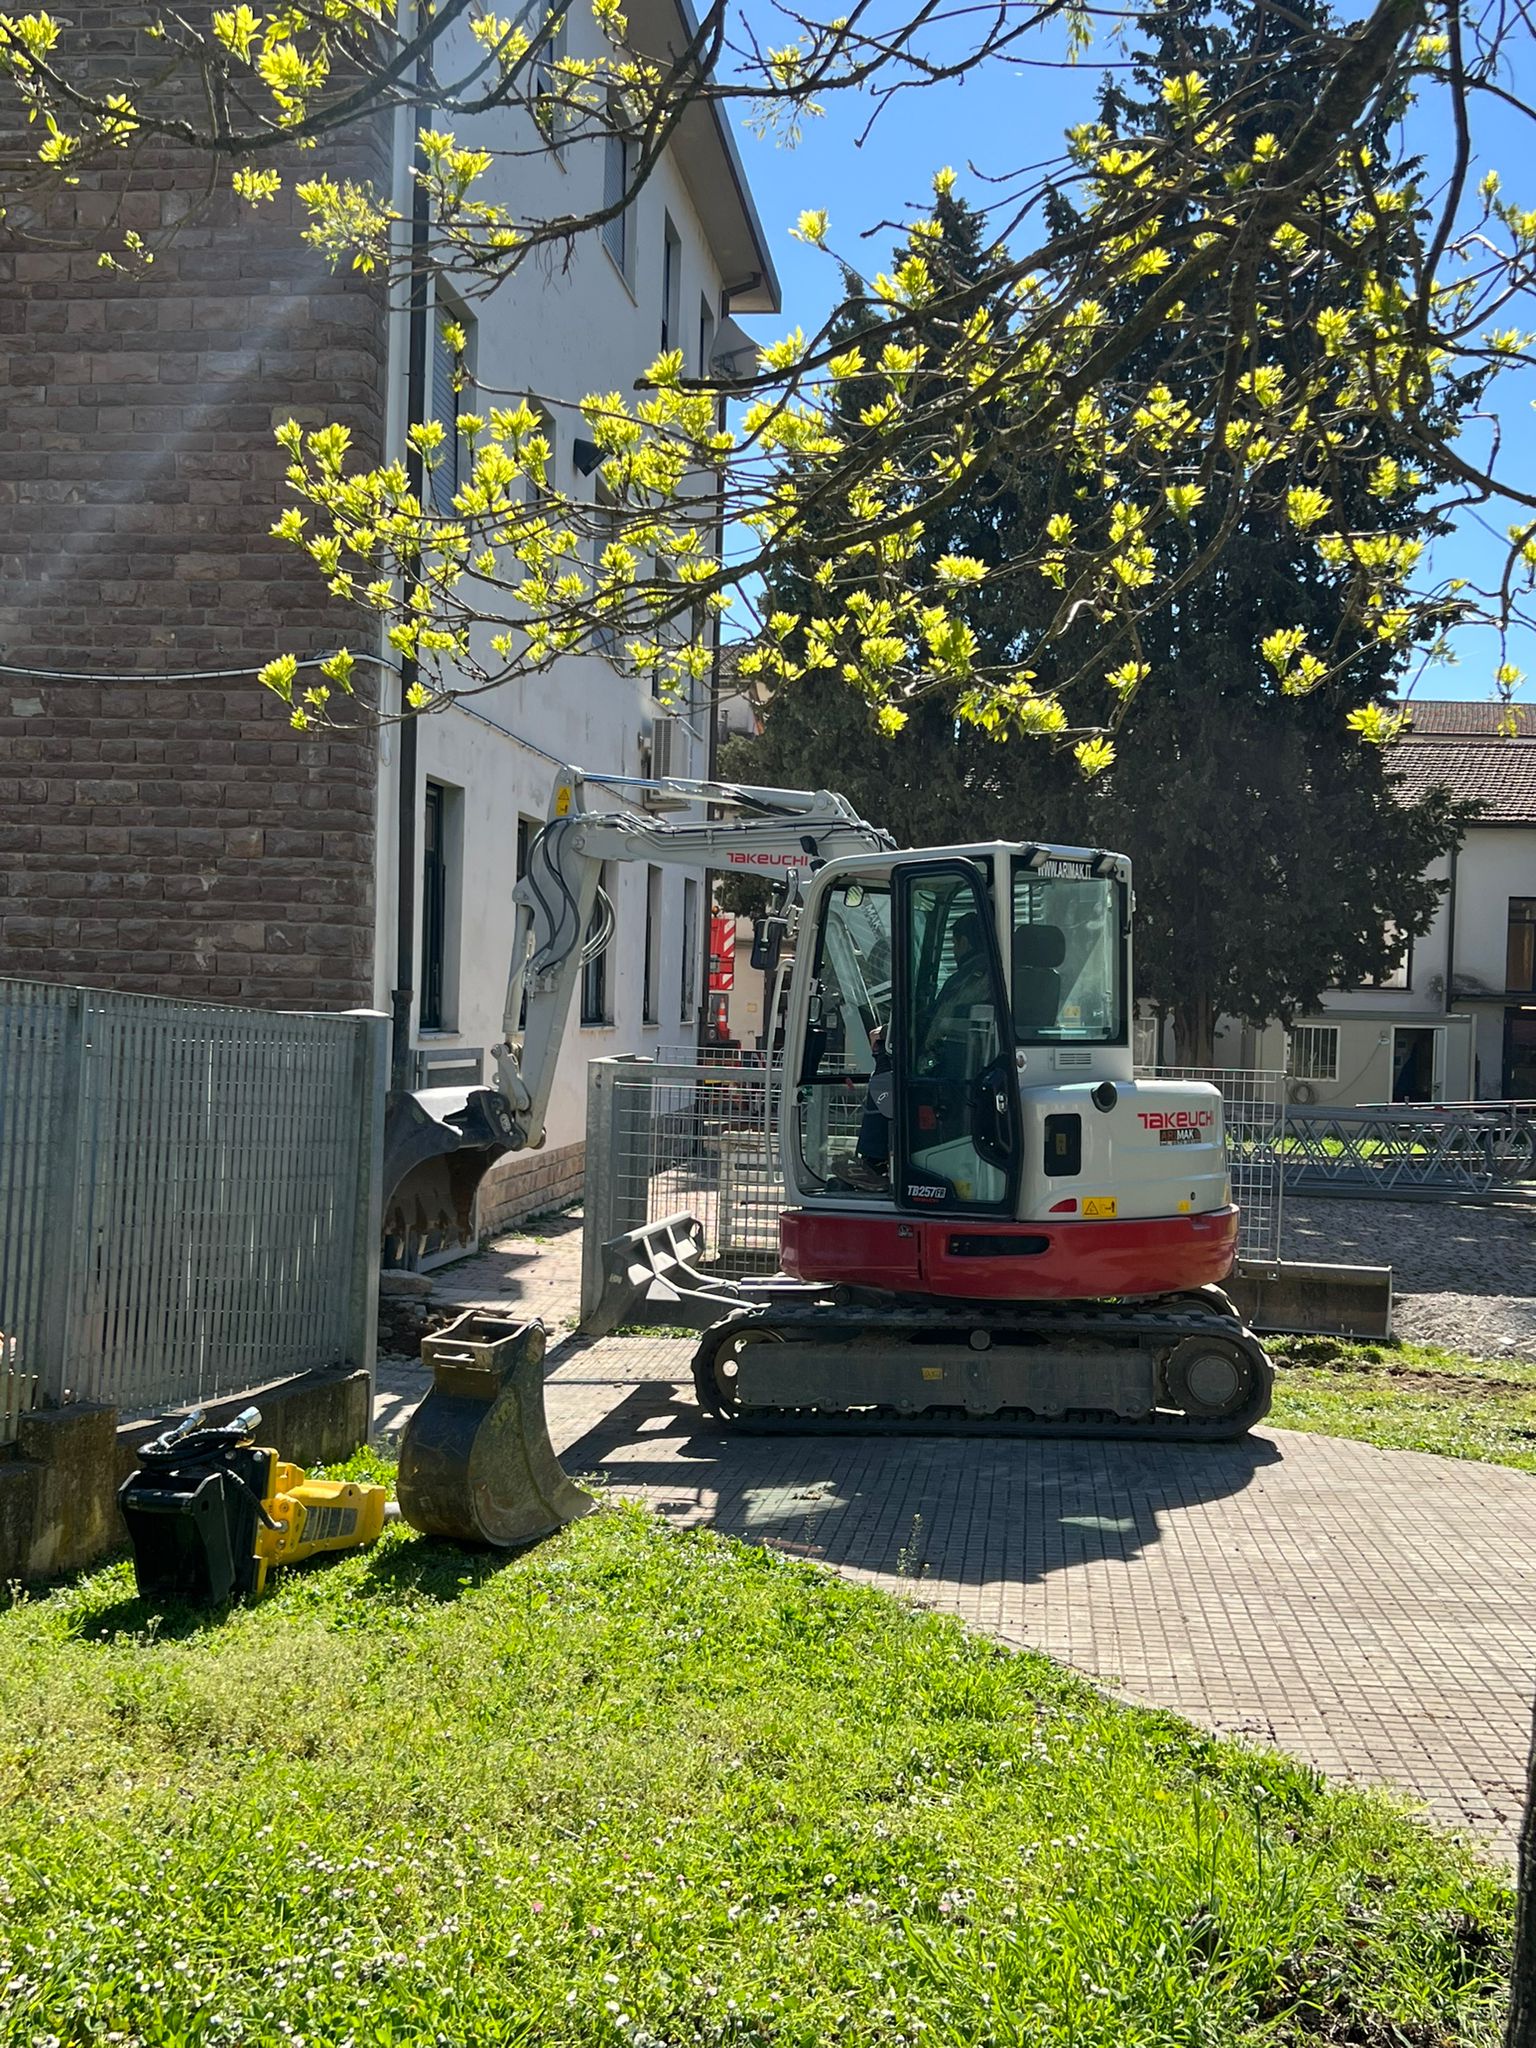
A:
[[396, 1313, 593, 1549]]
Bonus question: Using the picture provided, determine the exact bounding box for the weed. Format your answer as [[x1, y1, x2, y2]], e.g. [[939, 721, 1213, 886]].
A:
[[896, 1512, 931, 1578], [1270, 1335, 1536, 1472]]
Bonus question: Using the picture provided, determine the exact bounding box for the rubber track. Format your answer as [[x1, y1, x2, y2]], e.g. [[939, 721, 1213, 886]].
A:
[[691, 1300, 1274, 1443]]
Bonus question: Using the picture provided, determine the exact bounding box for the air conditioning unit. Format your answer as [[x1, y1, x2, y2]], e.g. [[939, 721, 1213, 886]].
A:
[[640, 715, 688, 809]]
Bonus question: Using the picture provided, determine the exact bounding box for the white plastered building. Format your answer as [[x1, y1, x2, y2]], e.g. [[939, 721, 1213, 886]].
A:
[[370, 0, 781, 1230]]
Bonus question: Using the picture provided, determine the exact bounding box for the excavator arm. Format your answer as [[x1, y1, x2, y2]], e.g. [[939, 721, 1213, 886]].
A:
[[381, 769, 890, 1259]]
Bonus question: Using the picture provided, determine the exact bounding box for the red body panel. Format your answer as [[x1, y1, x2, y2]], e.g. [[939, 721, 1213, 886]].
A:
[[779, 1206, 1239, 1301]]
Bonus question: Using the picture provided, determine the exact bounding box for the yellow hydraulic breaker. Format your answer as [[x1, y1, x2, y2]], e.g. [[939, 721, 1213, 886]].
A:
[[120, 1406, 388, 1605], [252, 1460, 390, 1595]]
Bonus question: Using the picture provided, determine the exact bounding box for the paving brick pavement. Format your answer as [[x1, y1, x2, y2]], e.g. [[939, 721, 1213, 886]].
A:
[[497, 1335, 1533, 1855]]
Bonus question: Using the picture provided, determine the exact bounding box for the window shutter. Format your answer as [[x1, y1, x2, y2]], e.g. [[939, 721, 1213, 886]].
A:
[[602, 129, 626, 269], [432, 322, 459, 510]]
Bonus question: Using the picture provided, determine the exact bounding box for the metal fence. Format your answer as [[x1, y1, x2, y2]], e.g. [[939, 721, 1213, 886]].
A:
[[1281, 1103, 1536, 1197], [1153, 1066, 1285, 1261], [0, 981, 386, 1440], [584, 1055, 1285, 1298]]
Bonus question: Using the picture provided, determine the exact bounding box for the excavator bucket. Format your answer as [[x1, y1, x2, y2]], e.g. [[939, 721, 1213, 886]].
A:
[[381, 1086, 521, 1262], [395, 1312, 593, 1549]]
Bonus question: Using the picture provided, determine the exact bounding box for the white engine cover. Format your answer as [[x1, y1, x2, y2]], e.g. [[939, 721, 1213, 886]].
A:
[[1017, 1076, 1227, 1223]]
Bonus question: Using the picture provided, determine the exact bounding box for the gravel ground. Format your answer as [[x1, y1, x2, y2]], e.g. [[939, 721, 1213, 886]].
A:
[[1282, 1192, 1536, 1360]]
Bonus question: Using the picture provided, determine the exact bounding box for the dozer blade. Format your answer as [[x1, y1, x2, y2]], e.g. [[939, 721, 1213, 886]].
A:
[[397, 1312, 593, 1548], [382, 1086, 522, 1261], [583, 1211, 828, 1337]]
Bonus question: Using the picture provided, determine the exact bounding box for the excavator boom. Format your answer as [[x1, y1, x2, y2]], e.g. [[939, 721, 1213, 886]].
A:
[[381, 771, 891, 1258]]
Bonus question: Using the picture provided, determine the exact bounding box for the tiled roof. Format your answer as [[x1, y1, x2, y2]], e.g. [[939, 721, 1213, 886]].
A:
[[1391, 701, 1536, 822], [1399, 698, 1536, 736]]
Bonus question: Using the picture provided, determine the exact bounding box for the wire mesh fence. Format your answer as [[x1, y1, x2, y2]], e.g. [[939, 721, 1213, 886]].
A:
[[1150, 1066, 1285, 1262], [585, 1055, 1286, 1282], [587, 1058, 786, 1284], [0, 980, 386, 1435]]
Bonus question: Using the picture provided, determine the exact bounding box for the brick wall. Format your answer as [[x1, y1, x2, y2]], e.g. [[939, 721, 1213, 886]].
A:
[[479, 1144, 587, 1235], [0, 60, 390, 1008]]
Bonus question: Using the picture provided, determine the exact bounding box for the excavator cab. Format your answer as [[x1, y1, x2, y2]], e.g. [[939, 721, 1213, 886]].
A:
[[780, 843, 1237, 1300], [787, 847, 1086, 1213]]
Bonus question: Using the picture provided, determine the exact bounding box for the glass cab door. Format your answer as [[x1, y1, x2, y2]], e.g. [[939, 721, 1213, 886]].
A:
[[893, 860, 1018, 1214]]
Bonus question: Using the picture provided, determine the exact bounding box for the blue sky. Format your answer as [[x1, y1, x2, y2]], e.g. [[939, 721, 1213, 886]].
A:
[[723, 29, 1536, 707]]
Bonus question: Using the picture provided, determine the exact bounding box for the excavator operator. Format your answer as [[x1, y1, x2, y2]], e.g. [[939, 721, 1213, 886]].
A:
[[921, 912, 991, 1072]]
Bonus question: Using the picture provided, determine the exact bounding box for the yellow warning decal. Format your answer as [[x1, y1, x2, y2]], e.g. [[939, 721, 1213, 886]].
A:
[[1082, 1196, 1118, 1219], [921, 1366, 944, 1381], [554, 785, 573, 817]]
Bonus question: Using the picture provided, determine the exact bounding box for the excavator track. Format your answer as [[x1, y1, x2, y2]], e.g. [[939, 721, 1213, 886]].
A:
[[691, 1294, 1273, 1442]]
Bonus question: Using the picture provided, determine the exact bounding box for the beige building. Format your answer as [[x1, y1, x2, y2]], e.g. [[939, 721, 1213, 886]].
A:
[[1221, 701, 1536, 1106]]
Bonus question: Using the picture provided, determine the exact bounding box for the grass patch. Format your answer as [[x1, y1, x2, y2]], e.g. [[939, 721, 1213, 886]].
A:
[[0, 1504, 1511, 2047], [1269, 1335, 1536, 1474]]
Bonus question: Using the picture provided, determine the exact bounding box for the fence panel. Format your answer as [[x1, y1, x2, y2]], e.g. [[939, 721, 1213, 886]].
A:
[[0, 980, 386, 1437], [1150, 1066, 1285, 1262], [586, 1055, 1283, 1275], [1280, 1103, 1536, 1197]]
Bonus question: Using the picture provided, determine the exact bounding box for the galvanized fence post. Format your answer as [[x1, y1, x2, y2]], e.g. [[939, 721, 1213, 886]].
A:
[[37, 987, 85, 1406], [344, 1011, 390, 1377]]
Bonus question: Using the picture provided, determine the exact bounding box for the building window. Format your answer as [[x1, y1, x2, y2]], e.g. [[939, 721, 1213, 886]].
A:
[[430, 300, 474, 515], [601, 106, 635, 280], [581, 864, 615, 1026], [1288, 1024, 1338, 1083], [661, 215, 682, 352], [522, 400, 555, 503], [643, 866, 662, 1025], [511, 0, 565, 115], [680, 876, 700, 1022], [420, 780, 459, 1030], [1356, 923, 1411, 990], [1508, 898, 1536, 993], [698, 293, 716, 379]]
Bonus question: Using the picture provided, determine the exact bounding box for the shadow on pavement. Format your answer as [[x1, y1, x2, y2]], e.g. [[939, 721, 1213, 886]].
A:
[[556, 1377, 1283, 1595]]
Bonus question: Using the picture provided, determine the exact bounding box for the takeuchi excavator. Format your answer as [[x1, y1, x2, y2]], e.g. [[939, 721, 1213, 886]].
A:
[[382, 771, 1274, 1440]]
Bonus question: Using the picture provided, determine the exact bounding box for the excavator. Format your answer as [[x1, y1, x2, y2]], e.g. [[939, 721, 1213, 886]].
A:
[[382, 771, 1274, 1440]]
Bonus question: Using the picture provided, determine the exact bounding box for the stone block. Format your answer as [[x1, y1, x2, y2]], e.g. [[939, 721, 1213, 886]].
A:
[[12, 1403, 120, 1578]]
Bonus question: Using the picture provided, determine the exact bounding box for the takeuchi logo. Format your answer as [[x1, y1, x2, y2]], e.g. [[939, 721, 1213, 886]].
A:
[[1138, 1109, 1215, 1131]]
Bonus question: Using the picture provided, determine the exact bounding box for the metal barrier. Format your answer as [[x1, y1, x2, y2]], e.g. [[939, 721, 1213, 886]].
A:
[[583, 1055, 1285, 1321], [1153, 1066, 1286, 1261], [0, 981, 387, 1438], [1280, 1104, 1536, 1197], [582, 1056, 783, 1319]]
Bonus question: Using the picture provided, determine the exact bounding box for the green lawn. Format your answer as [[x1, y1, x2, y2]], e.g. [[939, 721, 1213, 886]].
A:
[[1269, 1336, 1536, 1474], [0, 1500, 1513, 2048]]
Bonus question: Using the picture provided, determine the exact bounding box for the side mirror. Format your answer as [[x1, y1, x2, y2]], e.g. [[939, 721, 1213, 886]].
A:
[[750, 919, 784, 974]]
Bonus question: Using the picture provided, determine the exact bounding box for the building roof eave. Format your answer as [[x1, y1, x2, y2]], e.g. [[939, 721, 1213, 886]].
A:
[[628, 0, 782, 314]]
